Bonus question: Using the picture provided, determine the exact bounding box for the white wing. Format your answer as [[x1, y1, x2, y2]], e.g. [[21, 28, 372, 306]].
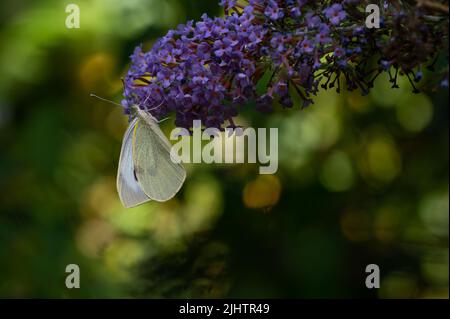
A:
[[133, 116, 186, 202], [117, 118, 151, 208]]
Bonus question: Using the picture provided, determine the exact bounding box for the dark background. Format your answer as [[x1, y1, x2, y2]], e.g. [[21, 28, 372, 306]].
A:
[[0, 0, 448, 298]]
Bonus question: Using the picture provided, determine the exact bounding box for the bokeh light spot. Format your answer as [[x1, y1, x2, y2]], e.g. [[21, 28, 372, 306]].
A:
[[76, 218, 115, 258], [419, 190, 449, 237], [79, 53, 115, 92], [370, 74, 409, 108], [243, 175, 282, 210], [365, 137, 402, 184], [104, 238, 147, 281], [347, 91, 370, 113], [373, 206, 400, 244], [320, 150, 355, 192], [396, 94, 433, 132], [379, 273, 418, 298], [340, 210, 371, 242]]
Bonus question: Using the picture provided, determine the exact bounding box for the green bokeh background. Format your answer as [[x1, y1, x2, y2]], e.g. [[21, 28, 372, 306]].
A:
[[0, 0, 448, 298]]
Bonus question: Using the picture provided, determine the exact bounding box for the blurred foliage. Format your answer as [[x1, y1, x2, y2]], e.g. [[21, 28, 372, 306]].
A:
[[0, 0, 448, 298]]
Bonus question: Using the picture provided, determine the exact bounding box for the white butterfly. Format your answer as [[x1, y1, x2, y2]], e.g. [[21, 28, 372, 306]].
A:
[[117, 106, 186, 208]]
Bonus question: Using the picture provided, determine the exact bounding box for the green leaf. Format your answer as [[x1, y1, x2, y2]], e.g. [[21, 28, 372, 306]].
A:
[[256, 67, 273, 96]]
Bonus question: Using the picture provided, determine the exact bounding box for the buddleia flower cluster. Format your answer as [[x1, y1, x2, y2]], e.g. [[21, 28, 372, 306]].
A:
[[122, 0, 449, 129]]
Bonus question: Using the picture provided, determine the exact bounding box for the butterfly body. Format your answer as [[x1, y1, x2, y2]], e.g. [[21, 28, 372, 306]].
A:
[[117, 107, 186, 208]]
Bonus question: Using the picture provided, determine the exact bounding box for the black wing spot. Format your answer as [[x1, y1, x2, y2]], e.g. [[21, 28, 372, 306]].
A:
[[133, 169, 139, 182]]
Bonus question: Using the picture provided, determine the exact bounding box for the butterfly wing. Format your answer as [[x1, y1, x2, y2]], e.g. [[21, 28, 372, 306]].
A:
[[132, 117, 186, 202], [117, 118, 151, 208]]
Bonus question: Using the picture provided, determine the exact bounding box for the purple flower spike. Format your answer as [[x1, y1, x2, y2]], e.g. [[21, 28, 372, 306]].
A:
[[324, 4, 347, 25], [121, 0, 449, 129]]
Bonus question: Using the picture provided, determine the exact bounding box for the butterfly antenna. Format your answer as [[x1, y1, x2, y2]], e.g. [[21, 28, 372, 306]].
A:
[[90, 93, 123, 107], [142, 92, 152, 107], [158, 117, 171, 124], [148, 100, 165, 112]]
